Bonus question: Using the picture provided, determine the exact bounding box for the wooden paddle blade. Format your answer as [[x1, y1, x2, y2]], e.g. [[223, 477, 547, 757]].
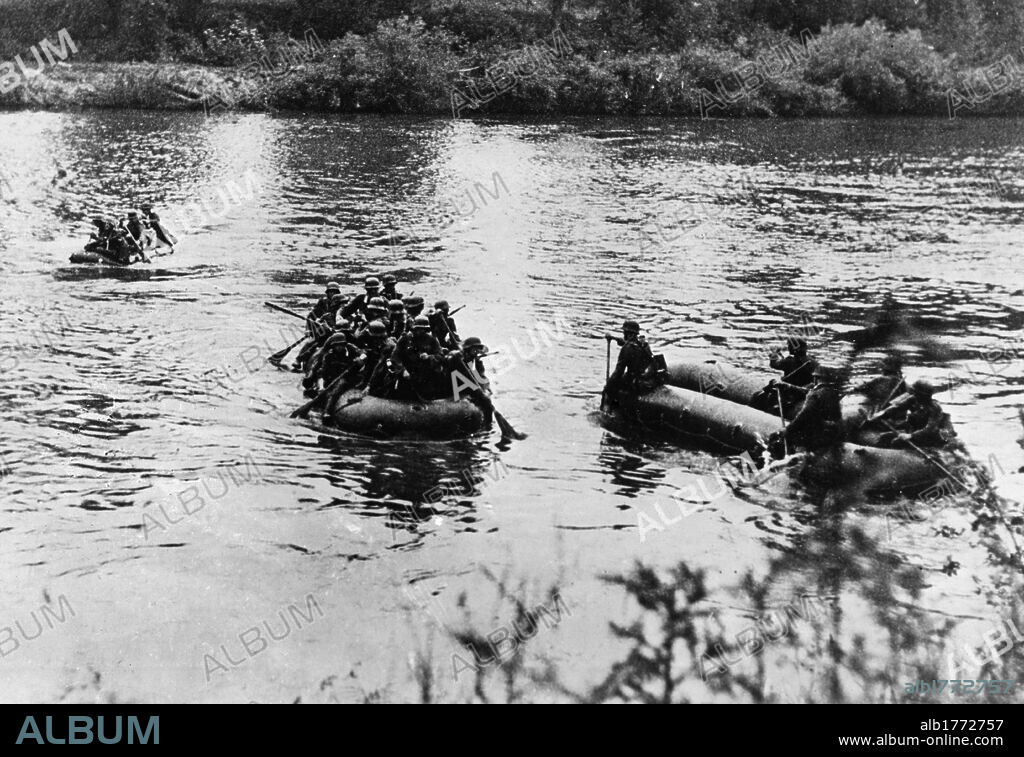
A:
[[494, 410, 526, 440]]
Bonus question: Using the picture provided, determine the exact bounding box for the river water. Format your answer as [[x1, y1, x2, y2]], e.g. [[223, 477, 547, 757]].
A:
[[1, 112, 1022, 703]]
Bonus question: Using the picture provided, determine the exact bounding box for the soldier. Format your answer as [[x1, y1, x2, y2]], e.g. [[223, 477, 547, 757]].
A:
[[773, 365, 844, 454], [85, 218, 114, 252], [852, 354, 906, 412], [292, 282, 343, 372], [302, 330, 361, 398], [323, 320, 397, 412], [341, 276, 383, 322], [446, 336, 491, 397], [352, 298, 388, 339], [770, 337, 818, 386], [603, 320, 663, 400], [445, 337, 494, 421], [392, 315, 446, 398], [387, 299, 407, 339], [754, 336, 819, 414], [430, 300, 460, 349], [120, 211, 150, 262], [380, 274, 403, 301], [872, 380, 955, 448], [140, 204, 177, 250], [402, 295, 426, 329]]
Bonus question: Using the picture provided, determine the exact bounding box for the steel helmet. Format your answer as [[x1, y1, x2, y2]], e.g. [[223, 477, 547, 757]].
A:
[[881, 355, 902, 373], [326, 281, 341, 293], [403, 295, 424, 309], [382, 274, 398, 285], [388, 299, 405, 311], [812, 364, 840, 382], [335, 319, 353, 333], [462, 336, 487, 354], [622, 320, 640, 334], [366, 320, 387, 336], [910, 379, 934, 398], [367, 297, 388, 313], [412, 315, 431, 331], [364, 276, 381, 290], [787, 337, 808, 354], [434, 300, 450, 312]]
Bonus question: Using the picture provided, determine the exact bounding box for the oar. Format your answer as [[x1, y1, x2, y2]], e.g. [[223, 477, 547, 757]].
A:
[[873, 417, 1024, 566], [774, 386, 789, 457], [265, 302, 306, 320], [291, 373, 347, 419], [450, 352, 525, 440], [878, 421, 963, 483], [121, 224, 150, 263], [268, 336, 307, 367]]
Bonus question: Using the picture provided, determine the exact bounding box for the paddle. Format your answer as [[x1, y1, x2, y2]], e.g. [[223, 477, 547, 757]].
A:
[[449, 351, 525, 440], [774, 386, 789, 457], [120, 223, 150, 263], [265, 302, 307, 321], [268, 336, 307, 367], [291, 372, 350, 419]]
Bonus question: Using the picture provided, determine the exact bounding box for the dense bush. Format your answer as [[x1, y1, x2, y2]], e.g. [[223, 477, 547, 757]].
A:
[[3, 0, 1024, 116], [805, 20, 951, 114]]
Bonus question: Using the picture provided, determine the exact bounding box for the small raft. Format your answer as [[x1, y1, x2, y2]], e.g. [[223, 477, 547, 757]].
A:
[[70, 247, 175, 266], [326, 389, 488, 439], [666, 359, 885, 435], [604, 363, 966, 494], [69, 250, 135, 266]]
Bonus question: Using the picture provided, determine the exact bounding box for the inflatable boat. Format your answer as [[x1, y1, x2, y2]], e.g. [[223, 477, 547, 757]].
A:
[[665, 359, 887, 438], [69, 246, 175, 266], [326, 389, 488, 439], [603, 366, 966, 494]]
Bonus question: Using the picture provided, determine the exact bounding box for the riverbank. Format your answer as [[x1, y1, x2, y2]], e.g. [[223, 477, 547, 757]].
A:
[[4, 20, 1024, 118]]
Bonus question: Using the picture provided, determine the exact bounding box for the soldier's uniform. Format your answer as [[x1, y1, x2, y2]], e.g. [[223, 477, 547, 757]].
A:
[[605, 322, 657, 397], [876, 381, 955, 448], [770, 351, 818, 388], [402, 296, 426, 331], [429, 300, 460, 349], [780, 367, 844, 451], [387, 300, 407, 339], [341, 277, 383, 323], [302, 334, 361, 396], [381, 274, 403, 302], [393, 318, 445, 397]]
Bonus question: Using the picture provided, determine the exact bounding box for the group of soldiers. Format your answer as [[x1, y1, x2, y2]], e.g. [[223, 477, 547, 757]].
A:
[[84, 205, 176, 264], [284, 275, 493, 418], [603, 322, 955, 457]]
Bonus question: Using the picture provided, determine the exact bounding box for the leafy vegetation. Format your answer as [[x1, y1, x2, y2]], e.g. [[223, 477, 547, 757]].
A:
[[2, 1, 1023, 115]]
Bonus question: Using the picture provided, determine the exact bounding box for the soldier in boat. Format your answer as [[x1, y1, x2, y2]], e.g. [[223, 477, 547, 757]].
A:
[[391, 315, 446, 399], [771, 364, 844, 456], [429, 300, 461, 349], [302, 329, 362, 398], [752, 336, 819, 415], [341, 277, 383, 323], [402, 296, 426, 330], [871, 380, 955, 449], [387, 299, 407, 339], [291, 282, 343, 372], [851, 354, 907, 413], [602, 320, 665, 403], [380, 274, 403, 302]]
